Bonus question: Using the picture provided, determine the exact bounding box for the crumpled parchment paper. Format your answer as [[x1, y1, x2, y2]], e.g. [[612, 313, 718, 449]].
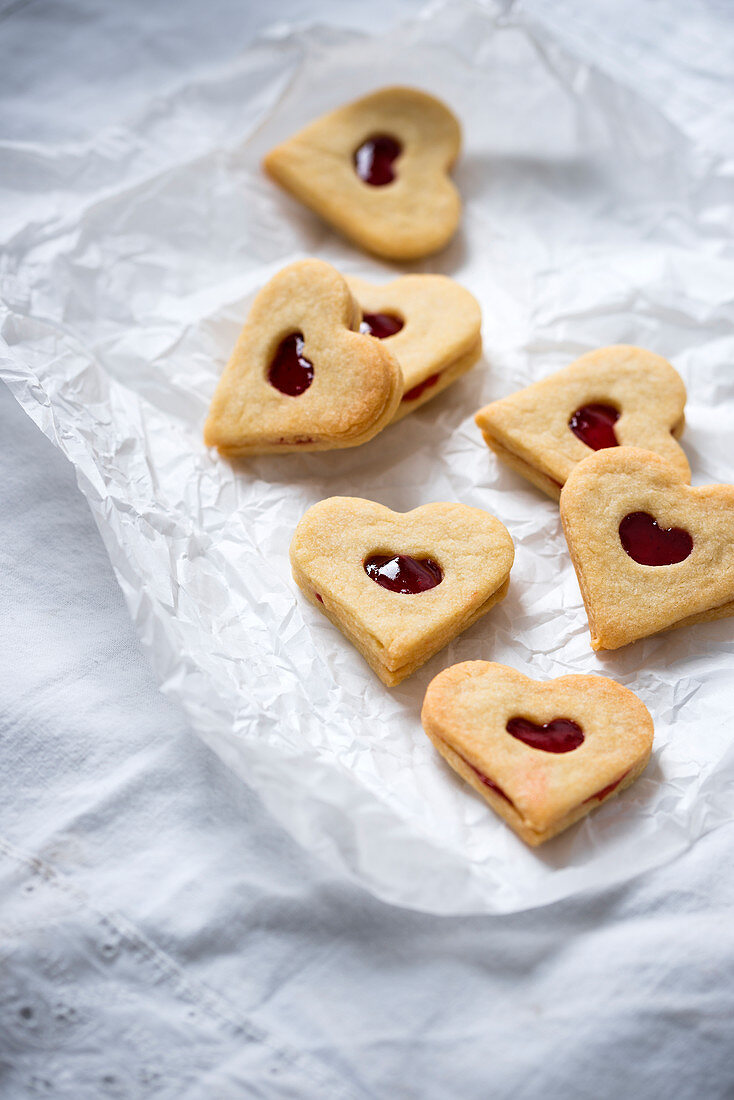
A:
[[2, 0, 733, 914]]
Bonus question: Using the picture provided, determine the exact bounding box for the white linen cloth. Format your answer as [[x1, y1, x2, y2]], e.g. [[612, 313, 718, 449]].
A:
[[2, 0, 734, 1096]]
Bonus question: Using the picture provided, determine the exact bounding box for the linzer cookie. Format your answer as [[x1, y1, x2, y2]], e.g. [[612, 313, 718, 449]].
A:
[[560, 447, 734, 650], [347, 274, 482, 421], [421, 661, 653, 846], [204, 260, 402, 455], [263, 87, 462, 260], [290, 498, 514, 686], [475, 346, 689, 499]]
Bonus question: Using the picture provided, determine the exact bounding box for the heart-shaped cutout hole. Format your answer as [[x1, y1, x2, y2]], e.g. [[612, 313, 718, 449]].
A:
[[569, 403, 620, 450], [506, 717, 585, 753], [353, 134, 402, 186], [267, 332, 314, 396], [364, 554, 443, 594], [359, 312, 404, 339], [619, 511, 693, 566]]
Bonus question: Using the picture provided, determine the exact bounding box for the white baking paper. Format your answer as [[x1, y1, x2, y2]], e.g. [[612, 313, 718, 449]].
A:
[[2, 0, 734, 914]]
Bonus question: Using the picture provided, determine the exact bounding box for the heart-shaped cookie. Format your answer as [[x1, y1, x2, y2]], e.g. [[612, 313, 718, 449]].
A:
[[263, 87, 462, 261], [204, 260, 402, 455], [475, 346, 689, 499], [290, 498, 514, 685], [421, 661, 654, 846], [346, 274, 482, 422], [560, 447, 734, 650]]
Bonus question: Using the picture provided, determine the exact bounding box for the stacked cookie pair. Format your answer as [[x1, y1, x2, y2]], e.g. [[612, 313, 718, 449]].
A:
[[203, 86, 732, 848], [204, 260, 481, 454], [476, 348, 734, 651]]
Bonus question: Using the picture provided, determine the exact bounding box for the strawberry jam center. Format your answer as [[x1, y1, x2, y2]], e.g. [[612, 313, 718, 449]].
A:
[[619, 512, 693, 565], [403, 372, 441, 403], [359, 312, 404, 339], [268, 333, 314, 396], [353, 135, 402, 186], [364, 554, 443, 593], [569, 403, 620, 450], [506, 717, 584, 753]]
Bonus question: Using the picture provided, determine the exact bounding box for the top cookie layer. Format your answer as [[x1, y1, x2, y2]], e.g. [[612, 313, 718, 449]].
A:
[[290, 497, 514, 682], [264, 87, 462, 261], [421, 661, 653, 841], [204, 259, 402, 454], [560, 447, 734, 650], [347, 273, 482, 418], [475, 346, 690, 498]]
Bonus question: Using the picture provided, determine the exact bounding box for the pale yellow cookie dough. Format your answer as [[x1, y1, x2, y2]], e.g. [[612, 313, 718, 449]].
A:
[[346, 274, 482, 421], [290, 498, 514, 686], [422, 661, 654, 846], [264, 87, 462, 261], [560, 447, 734, 650], [204, 259, 402, 455], [475, 346, 689, 499]]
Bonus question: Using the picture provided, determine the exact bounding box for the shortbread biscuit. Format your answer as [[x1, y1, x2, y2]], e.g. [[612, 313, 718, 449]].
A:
[[264, 87, 461, 261], [346, 274, 482, 422], [204, 260, 402, 455], [560, 447, 734, 650], [422, 661, 653, 846], [475, 346, 689, 499], [290, 498, 514, 686]]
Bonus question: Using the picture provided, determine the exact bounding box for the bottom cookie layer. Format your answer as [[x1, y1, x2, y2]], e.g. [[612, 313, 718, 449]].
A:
[[589, 595, 734, 651], [480, 432, 563, 500]]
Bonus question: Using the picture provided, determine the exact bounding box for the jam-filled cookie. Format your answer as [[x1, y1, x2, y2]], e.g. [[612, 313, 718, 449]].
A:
[[422, 661, 654, 846], [263, 87, 462, 261], [561, 447, 734, 650], [346, 274, 482, 421], [475, 346, 689, 499], [290, 498, 514, 686], [204, 259, 402, 455]]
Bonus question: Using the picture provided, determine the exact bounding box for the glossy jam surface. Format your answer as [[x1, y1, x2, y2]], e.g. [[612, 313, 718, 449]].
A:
[[403, 372, 441, 403], [268, 333, 314, 396], [506, 717, 585, 754], [353, 135, 402, 186], [569, 403, 620, 450], [314, 592, 324, 604], [584, 769, 630, 804], [364, 554, 443, 594], [359, 312, 404, 339], [619, 511, 693, 566]]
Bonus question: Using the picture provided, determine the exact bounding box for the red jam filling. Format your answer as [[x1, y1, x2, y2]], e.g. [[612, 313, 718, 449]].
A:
[[353, 135, 402, 186], [359, 312, 404, 339], [467, 762, 512, 803], [403, 372, 441, 403], [569, 403, 620, 450], [364, 554, 443, 594], [314, 592, 323, 604], [584, 769, 631, 804], [506, 717, 584, 753], [268, 333, 314, 396], [619, 511, 693, 566]]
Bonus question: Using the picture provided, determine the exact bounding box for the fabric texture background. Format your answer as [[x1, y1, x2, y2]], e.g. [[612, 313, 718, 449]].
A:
[[2, 0, 734, 1096]]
